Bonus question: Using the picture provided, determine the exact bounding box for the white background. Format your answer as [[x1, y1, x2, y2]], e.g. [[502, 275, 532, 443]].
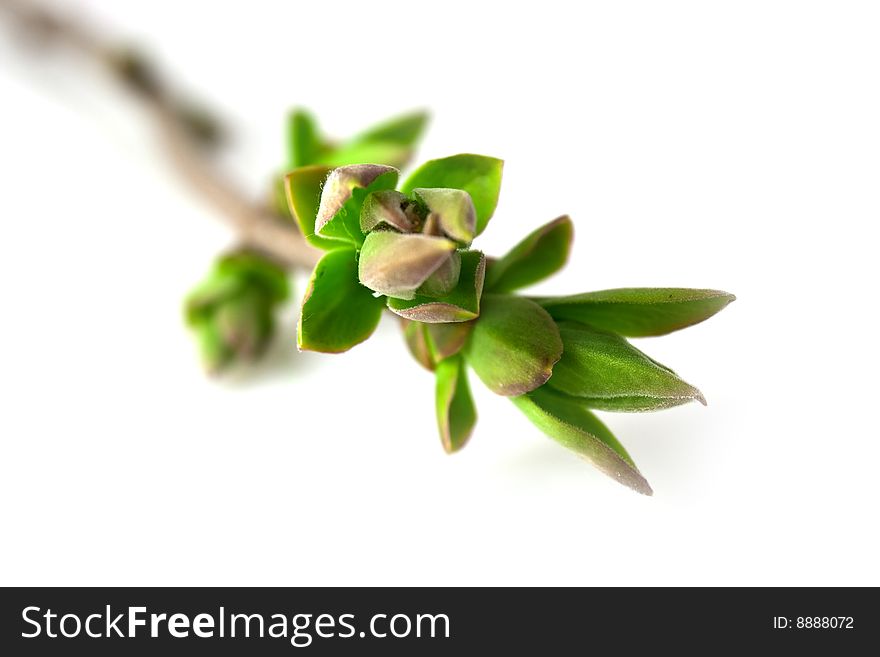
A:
[[1, 1, 878, 586]]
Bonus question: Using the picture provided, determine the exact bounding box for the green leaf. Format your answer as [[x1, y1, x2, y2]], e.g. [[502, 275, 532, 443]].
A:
[[288, 110, 427, 170], [400, 320, 473, 371], [464, 294, 562, 396], [284, 165, 342, 250], [548, 322, 705, 411], [360, 190, 416, 233], [401, 319, 435, 371], [435, 356, 477, 453], [316, 165, 399, 246], [326, 111, 428, 169], [512, 387, 652, 495], [298, 249, 385, 353], [533, 288, 735, 337], [387, 250, 485, 323], [425, 322, 473, 362], [484, 215, 573, 293], [288, 109, 328, 168], [401, 154, 503, 235], [354, 110, 429, 147], [358, 231, 457, 299], [323, 112, 428, 168], [413, 188, 476, 245], [271, 174, 291, 218], [321, 142, 412, 169]]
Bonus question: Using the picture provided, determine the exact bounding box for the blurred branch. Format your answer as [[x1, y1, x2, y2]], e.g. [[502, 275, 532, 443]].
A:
[[0, 0, 320, 269]]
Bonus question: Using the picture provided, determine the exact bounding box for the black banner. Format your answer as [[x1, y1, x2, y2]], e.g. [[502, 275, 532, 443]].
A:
[[0, 587, 875, 654]]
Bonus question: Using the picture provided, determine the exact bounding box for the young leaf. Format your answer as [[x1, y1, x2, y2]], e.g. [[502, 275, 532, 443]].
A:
[[464, 294, 562, 396], [401, 319, 435, 371], [512, 387, 652, 495], [322, 142, 412, 170], [425, 321, 473, 362], [387, 251, 485, 323], [288, 109, 327, 168], [548, 322, 705, 411], [360, 190, 416, 233], [435, 356, 477, 453], [417, 251, 462, 298], [327, 111, 429, 169], [358, 232, 457, 299], [401, 154, 503, 236], [533, 288, 735, 337], [413, 188, 476, 245], [353, 110, 429, 147], [284, 165, 341, 250], [484, 215, 573, 293], [298, 249, 385, 353], [316, 165, 399, 245]]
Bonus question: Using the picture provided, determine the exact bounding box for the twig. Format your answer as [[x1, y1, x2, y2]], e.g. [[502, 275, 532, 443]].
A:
[[0, 0, 320, 269]]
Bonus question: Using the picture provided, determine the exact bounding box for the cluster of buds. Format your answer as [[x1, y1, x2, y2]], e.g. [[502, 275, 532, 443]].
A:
[[314, 163, 488, 322], [185, 250, 289, 373], [281, 152, 734, 494], [284, 154, 503, 355]]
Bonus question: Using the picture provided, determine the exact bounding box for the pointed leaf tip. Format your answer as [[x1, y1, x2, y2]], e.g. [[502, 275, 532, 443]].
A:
[[435, 356, 477, 453], [284, 165, 342, 250], [548, 322, 706, 412], [354, 110, 430, 147], [534, 288, 735, 337], [512, 388, 652, 495], [315, 164, 399, 242], [485, 215, 573, 293]]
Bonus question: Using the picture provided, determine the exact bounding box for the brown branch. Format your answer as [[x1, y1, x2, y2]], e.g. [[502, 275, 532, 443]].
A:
[[0, 0, 321, 269]]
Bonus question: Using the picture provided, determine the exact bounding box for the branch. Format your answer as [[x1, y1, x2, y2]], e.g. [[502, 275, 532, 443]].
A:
[[0, 0, 320, 269]]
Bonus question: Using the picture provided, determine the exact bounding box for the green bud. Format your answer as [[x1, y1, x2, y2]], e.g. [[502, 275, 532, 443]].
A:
[[400, 154, 503, 236], [358, 231, 456, 299], [185, 250, 290, 373], [196, 319, 234, 375], [416, 251, 461, 298], [386, 251, 485, 323], [315, 164, 398, 236], [360, 190, 416, 233], [464, 294, 562, 396], [413, 188, 476, 245], [213, 290, 273, 360]]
